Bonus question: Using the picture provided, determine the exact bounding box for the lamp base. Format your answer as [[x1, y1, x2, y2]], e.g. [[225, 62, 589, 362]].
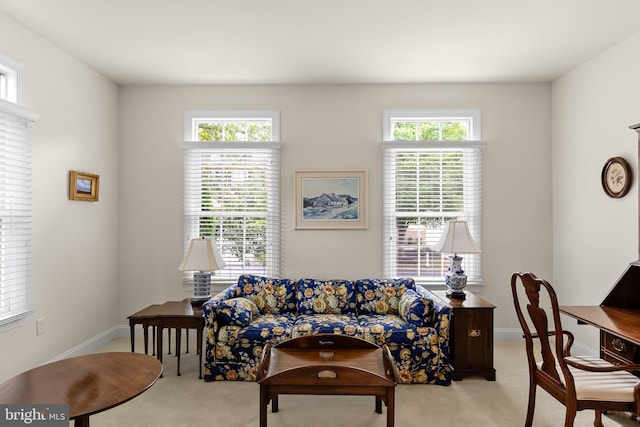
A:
[[445, 255, 467, 299], [192, 271, 211, 305], [445, 289, 467, 300]]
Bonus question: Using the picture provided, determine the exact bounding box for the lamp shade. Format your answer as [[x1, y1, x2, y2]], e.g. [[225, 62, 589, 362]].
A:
[[178, 237, 226, 272], [433, 220, 481, 255]]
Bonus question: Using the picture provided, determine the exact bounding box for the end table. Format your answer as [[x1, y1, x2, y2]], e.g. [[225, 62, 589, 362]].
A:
[[432, 290, 496, 381]]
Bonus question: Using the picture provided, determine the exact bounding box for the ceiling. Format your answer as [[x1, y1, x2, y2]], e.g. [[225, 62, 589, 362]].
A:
[[1, 0, 640, 85]]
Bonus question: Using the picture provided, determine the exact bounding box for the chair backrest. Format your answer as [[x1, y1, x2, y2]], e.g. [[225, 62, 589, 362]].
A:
[[511, 272, 572, 393]]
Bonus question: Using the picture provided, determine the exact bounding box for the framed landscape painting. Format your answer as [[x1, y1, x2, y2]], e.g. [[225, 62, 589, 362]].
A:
[[69, 170, 100, 202], [294, 169, 368, 229]]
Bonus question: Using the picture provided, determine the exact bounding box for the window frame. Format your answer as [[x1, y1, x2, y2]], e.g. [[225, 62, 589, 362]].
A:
[[0, 52, 25, 105], [182, 110, 281, 286], [382, 109, 484, 289], [0, 53, 37, 330]]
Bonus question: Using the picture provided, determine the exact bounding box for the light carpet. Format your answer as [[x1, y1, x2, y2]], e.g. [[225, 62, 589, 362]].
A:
[[90, 334, 640, 427]]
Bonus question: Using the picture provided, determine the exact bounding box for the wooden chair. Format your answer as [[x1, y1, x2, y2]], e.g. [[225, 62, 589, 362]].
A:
[[511, 272, 640, 426]]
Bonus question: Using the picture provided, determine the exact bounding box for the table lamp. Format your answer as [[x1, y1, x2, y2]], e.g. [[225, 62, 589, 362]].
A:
[[178, 237, 226, 306], [433, 220, 481, 299]]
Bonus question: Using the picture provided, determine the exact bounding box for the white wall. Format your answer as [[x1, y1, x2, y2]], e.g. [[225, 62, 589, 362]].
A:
[[552, 32, 640, 350], [118, 83, 552, 332], [0, 12, 120, 383], [0, 11, 556, 384]]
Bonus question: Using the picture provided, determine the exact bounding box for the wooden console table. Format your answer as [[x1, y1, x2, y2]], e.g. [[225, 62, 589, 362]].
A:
[[433, 291, 496, 381]]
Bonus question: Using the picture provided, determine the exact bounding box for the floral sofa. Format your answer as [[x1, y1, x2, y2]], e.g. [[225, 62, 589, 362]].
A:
[[202, 274, 452, 385]]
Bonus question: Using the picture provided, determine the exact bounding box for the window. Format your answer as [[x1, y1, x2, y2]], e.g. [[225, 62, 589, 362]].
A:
[[382, 110, 483, 286], [182, 111, 280, 282], [0, 52, 24, 104], [0, 53, 37, 327]]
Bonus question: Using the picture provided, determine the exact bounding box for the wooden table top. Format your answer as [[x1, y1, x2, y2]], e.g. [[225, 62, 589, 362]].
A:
[[260, 345, 396, 387], [560, 305, 640, 346], [0, 352, 162, 420], [128, 299, 202, 320]]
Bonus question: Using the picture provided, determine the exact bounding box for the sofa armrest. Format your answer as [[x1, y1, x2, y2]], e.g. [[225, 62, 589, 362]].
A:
[[415, 285, 451, 345], [202, 283, 239, 331]]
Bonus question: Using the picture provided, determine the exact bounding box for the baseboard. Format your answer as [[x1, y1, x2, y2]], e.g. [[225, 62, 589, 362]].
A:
[[47, 325, 129, 363], [494, 327, 598, 357], [495, 328, 522, 341]]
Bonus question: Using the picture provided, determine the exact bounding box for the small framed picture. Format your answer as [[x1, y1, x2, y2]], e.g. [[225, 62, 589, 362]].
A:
[[294, 169, 368, 230], [69, 170, 99, 202]]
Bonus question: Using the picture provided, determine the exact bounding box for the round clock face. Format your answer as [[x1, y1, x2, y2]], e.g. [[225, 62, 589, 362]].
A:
[[602, 157, 632, 198]]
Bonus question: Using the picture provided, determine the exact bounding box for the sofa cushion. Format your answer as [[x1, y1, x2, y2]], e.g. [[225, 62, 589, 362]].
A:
[[296, 278, 357, 315], [216, 297, 259, 327], [356, 278, 416, 315], [398, 289, 433, 327], [292, 314, 364, 338], [236, 274, 297, 314], [359, 314, 422, 346], [217, 313, 296, 344]]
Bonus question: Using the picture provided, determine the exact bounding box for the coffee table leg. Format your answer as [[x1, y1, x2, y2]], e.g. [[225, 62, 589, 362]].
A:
[[260, 386, 268, 427], [387, 388, 395, 427]]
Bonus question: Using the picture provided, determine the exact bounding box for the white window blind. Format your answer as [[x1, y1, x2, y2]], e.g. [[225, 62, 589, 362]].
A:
[[382, 110, 483, 285], [0, 100, 38, 326], [182, 142, 280, 281], [383, 142, 483, 283]]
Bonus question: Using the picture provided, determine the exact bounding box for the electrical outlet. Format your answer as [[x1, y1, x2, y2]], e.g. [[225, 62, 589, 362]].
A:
[[36, 317, 45, 336]]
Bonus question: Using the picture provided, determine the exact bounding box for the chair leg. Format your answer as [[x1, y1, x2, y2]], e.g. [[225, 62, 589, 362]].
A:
[[525, 381, 536, 427], [564, 408, 577, 427], [593, 410, 603, 427]]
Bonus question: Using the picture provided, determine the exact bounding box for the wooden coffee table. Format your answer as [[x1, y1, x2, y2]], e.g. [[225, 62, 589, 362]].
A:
[[257, 334, 398, 427], [0, 352, 162, 427]]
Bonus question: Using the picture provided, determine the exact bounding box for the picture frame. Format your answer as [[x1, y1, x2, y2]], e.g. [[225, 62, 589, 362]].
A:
[[294, 169, 367, 230], [69, 170, 100, 202], [601, 156, 632, 199]]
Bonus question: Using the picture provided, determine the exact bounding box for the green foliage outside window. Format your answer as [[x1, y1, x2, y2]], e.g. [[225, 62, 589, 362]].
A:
[[393, 119, 468, 254], [197, 120, 273, 269]]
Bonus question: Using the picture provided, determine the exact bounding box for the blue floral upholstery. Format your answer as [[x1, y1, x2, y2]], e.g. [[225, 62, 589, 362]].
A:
[[203, 274, 451, 385], [237, 274, 296, 314], [216, 297, 259, 326], [356, 278, 416, 315], [296, 278, 357, 315], [398, 289, 434, 327], [292, 313, 363, 337]]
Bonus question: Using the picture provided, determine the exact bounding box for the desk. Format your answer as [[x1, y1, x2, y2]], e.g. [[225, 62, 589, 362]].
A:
[[560, 305, 640, 365], [0, 352, 161, 427]]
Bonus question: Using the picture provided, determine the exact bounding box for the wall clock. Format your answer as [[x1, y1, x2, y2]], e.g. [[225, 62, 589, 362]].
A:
[[601, 156, 632, 198]]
